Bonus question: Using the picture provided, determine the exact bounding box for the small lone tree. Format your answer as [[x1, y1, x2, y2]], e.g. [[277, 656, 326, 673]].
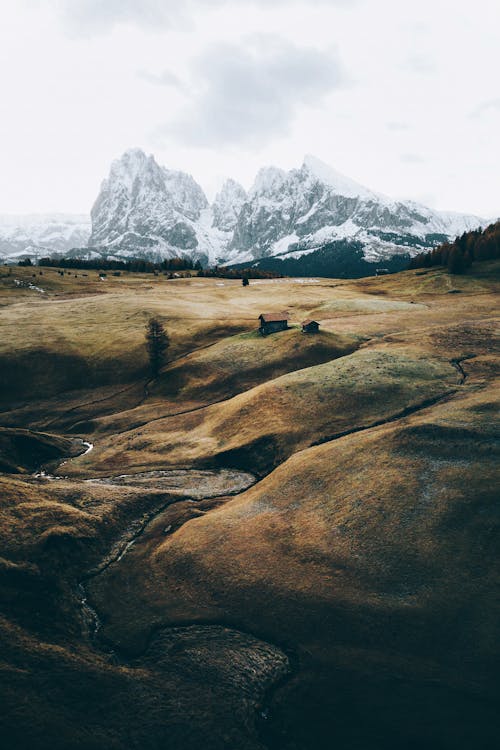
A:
[[242, 276, 249, 287], [145, 318, 170, 377]]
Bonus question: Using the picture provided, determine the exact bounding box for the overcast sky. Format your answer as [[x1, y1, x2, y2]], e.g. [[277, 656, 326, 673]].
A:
[[1, 0, 499, 217]]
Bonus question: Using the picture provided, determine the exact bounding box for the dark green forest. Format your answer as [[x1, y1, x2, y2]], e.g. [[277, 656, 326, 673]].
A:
[[410, 221, 500, 274]]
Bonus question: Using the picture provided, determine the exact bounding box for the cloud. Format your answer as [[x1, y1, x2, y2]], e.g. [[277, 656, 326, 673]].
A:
[[51, 0, 186, 34], [386, 121, 410, 131], [402, 54, 436, 75], [469, 98, 500, 118], [51, 0, 357, 35], [137, 69, 182, 88], [163, 35, 345, 148], [400, 153, 425, 164]]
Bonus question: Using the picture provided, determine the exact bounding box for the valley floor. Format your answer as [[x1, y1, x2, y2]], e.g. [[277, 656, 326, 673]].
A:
[[0, 263, 499, 749]]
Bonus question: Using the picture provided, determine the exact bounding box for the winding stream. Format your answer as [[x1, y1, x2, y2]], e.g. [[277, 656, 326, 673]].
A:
[[72, 463, 292, 748], [75, 466, 257, 639], [84, 467, 255, 497], [75, 464, 295, 749]]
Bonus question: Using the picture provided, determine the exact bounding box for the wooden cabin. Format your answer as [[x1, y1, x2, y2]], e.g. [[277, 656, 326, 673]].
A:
[[259, 312, 289, 336], [301, 319, 320, 334]]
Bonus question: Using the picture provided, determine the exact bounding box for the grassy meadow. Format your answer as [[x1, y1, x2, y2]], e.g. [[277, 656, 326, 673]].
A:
[[0, 260, 498, 750]]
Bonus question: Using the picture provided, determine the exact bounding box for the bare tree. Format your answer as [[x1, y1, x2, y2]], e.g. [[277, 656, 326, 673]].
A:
[[145, 318, 170, 377]]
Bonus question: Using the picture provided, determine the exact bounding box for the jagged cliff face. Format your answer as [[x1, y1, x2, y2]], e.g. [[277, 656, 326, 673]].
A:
[[87, 150, 488, 268], [212, 179, 247, 232], [88, 149, 215, 260], [228, 155, 486, 265]]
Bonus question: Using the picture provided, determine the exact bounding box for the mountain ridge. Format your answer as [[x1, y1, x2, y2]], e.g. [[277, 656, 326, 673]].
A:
[[0, 213, 90, 259], [76, 150, 494, 271], [0, 150, 490, 275]]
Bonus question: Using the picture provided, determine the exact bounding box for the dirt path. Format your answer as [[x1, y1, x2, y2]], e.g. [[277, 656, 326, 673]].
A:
[[311, 389, 456, 449]]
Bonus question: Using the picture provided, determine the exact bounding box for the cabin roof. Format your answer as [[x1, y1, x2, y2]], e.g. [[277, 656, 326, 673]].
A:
[[302, 319, 319, 326], [259, 312, 290, 323]]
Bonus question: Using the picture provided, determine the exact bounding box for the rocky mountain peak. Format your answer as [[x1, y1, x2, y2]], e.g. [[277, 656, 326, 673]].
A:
[[162, 168, 208, 221], [105, 149, 162, 194], [301, 154, 384, 202], [3, 149, 486, 274], [88, 150, 211, 255], [212, 179, 247, 231], [250, 166, 288, 196]]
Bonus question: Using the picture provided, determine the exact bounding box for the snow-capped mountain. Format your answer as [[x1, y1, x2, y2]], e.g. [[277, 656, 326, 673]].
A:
[[87, 148, 230, 263], [86, 150, 485, 272], [225, 154, 486, 268], [2, 150, 488, 275], [0, 214, 90, 260]]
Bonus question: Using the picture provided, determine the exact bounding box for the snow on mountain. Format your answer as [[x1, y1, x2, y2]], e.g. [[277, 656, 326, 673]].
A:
[[1, 151, 487, 273], [88, 148, 228, 264], [212, 179, 247, 232], [226, 156, 486, 267], [84, 150, 490, 269], [250, 166, 288, 197], [302, 154, 384, 202], [0, 214, 90, 259], [400, 203, 488, 237], [162, 169, 208, 221]]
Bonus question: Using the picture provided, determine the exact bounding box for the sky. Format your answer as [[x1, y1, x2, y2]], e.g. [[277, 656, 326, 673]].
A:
[[0, 0, 499, 217]]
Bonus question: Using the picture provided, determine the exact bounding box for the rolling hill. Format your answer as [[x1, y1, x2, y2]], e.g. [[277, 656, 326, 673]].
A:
[[0, 260, 498, 750]]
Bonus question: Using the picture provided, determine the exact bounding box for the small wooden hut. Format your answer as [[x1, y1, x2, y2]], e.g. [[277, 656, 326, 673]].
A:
[[301, 319, 320, 334], [258, 312, 289, 336]]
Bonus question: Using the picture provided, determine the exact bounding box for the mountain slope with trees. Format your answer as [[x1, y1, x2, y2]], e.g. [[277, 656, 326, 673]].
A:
[[410, 221, 500, 274]]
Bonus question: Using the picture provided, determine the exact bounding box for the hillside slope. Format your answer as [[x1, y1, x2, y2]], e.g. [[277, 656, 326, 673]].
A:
[[67, 347, 458, 476], [0, 262, 498, 750], [88, 386, 499, 749]]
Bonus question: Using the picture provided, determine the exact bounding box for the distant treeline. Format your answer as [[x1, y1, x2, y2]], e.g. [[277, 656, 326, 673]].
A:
[[31, 255, 284, 279], [37, 256, 202, 272], [409, 221, 500, 274], [198, 266, 284, 279]]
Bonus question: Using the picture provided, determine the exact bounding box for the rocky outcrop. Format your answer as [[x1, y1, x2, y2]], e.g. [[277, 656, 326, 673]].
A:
[[228, 155, 486, 264]]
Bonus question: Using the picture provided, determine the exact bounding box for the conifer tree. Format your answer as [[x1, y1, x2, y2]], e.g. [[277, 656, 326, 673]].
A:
[[145, 318, 170, 377], [447, 246, 465, 275]]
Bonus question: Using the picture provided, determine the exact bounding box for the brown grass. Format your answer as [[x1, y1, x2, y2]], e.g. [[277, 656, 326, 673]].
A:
[[0, 261, 498, 749], [66, 346, 458, 477]]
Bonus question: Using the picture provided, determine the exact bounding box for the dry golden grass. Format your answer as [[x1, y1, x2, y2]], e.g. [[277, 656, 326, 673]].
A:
[[90, 384, 499, 650], [67, 346, 458, 477], [0, 261, 498, 750], [1, 262, 497, 410], [87, 383, 499, 748], [152, 327, 360, 400]]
